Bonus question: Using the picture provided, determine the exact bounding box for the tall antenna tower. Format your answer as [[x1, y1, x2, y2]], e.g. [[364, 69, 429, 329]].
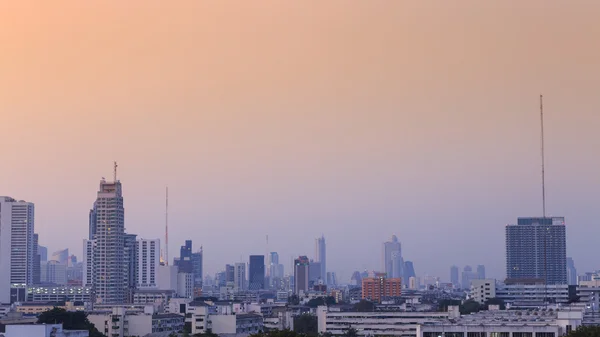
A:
[[165, 186, 169, 266], [540, 94, 546, 218], [113, 161, 118, 182]]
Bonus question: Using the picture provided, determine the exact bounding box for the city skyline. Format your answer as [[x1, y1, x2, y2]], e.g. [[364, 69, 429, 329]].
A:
[[3, 1, 600, 282]]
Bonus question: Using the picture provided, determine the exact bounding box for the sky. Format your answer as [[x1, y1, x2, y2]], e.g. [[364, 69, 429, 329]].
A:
[[1, 1, 600, 283]]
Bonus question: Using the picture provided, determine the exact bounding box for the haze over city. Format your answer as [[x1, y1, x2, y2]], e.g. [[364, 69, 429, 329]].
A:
[[2, 1, 600, 282]]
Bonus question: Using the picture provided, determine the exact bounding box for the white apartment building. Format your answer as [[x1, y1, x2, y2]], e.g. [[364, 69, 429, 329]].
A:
[[3, 324, 89, 337], [26, 285, 92, 303], [0, 197, 35, 303], [178, 272, 194, 298], [88, 307, 184, 337], [137, 238, 160, 289], [496, 281, 570, 305], [157, 265, 178, 291], [234, 262, 247, 291], [317, 306, 449, 337], [470, 279, 496, 304]]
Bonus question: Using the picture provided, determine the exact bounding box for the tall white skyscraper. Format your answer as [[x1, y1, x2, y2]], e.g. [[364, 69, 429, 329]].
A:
[[0, 197, 35, 303], [383, 235, 401, 278], [315, 235, 326, 284], [234, 262, 246, 291], [137, 239, 160, 289], [92, 177, 126, 304]]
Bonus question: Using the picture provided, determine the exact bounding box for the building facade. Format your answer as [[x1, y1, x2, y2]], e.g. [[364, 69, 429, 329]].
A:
[[137, 238, 160, 289], [248, 255, 265, 290], [315, 235, 326, 284], [361, 276, 402, 303], [92, 178, 126, 304], [383, 235, 401, 278], [506, 217, 567, 285], [234, 262, 247, 291], [469, 279, 496, 304], [294, 256, 310, 294], [0, 197, 35, 303]]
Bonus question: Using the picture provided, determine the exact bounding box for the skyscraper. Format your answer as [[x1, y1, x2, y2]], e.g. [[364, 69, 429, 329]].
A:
[[506, 217, 567, 285], [51, 249, 69, 264], [248, 255, 265, 290], [225, 264, 235, 283], [38, 245, 48, 262], [294, 256, 310, 294], [269, 252, 284, 280], [137, 238, 160, 289], [89, 206, 97, 240], [191, 248, 203, 288], [391, 252, 404, 279], [33, 234, 41, 285], [450, 266, 459, 285], [92, 177, 126, 304], [403, 261, 416, 286], [315, 235, 326, 284], [383, 235, 401, 278], [175, 240, 193, 273], [461, 265, 477, 289], [567, 257, 577, 286], [234, 262, 246, 291], [0, 196, 35, 303], [477, 265, 486, 279], [124, 234, 138, 302]]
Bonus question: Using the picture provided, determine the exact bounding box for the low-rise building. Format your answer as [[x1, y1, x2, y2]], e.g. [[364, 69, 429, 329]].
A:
[[317, 306, 449, 337], [361, 277, 402, 303], [210, 313, 263, 335], [87, 307, 184, 337], [15, 301, 84, 315], [133, 289, 175, 305], [469, 279, 496, 304], [417, 308, 583, 337], [3, 323, 89, 337], [27, 285, 92, 303], [496, 279, 570, 305]]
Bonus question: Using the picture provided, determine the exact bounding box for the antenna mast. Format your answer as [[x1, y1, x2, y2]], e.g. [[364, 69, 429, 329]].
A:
[[165, 186, 169, 266], [114, 161, 118, 182], [540, 94, 546, 218]]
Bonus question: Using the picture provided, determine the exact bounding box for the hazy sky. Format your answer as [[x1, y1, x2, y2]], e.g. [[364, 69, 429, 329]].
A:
[[1, 1, 600, 282]]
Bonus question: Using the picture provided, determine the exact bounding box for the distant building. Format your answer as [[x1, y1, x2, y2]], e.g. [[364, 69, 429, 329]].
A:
[[309, 261, 322, 285], [225, 264, 235, 283], [51, 249, 69, 264], [567, 257, 577, 286], [404, 261, 416, 286], [477, 265, 486, 279], [0, 196, 35, 303], [33, 234, 41, 285], [450, 265, 459, 286], [461, 266, 477, 289], [191, 248, 203, 288], [175, 240, 193, 273], [361, 276, 402, 303], [41, 260, 67, 285], [248, 255, 265, 290], [506, 217, 567, 285], [234, 263, 247, 291], [383, 235, 401, 278], [294, 256, 310, 294], [38, 245, 48, 262], [4, 323, 90, 337], [315, 235, 326, 284]]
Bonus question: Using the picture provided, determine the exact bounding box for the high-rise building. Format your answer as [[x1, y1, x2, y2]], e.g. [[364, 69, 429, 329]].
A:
[[89, 204, 97, 240], [309, 261, 322, 285], [0, 196, 35, 303], [137, 238, 159, 289], [315, 235, 326, 284], [92, 178, 126, 304], [51, 249, 69, 264], [461, 265, 477, 289], [33, 234, 41, 285], [124, 234, 138, 302], [383, 235, 401, 278], [234, 262, 246, 291], [248, 255, 265, 290], [506, 217, 567, 285], [567, 257, 577, 286], [403, 261, 416, 285], [41, 260, 67, 285], [38, 245, 48, 262], [225, 264, 235, 284], [477, 265, 486, 279], [326, 272, 337, 286], [450, 265, 459, 286], [82, 240, 95, 287], [192, 248, 203, 288], [269, 252, 284, 280], [391, 252, 404, 279], [361, 276, 402, 303], [294, 256, 310, 294], [175, 240, 193, 274]]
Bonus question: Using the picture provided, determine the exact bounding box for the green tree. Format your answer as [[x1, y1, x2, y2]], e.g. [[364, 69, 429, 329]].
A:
[[294, 314, 318, 337], [288, 295, 300, 305], [566, 326, 600, 337], [37, 307, 105, 337], [438, 299, 461, 312], [353, 300, 375, 312], [459, 299, 481, 315], [344, 328, 358, 337], [306, 296, 337, 308]]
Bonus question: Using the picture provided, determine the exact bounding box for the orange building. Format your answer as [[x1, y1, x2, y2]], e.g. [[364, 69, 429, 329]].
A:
[[361, 276, 402, 302]]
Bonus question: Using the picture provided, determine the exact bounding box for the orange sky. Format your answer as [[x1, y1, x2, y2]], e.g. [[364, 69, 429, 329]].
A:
[[1, 1, 599, 279]]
